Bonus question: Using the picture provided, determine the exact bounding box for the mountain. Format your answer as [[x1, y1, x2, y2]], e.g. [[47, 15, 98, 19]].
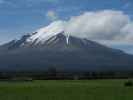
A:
[[0, 22, 133, 72]]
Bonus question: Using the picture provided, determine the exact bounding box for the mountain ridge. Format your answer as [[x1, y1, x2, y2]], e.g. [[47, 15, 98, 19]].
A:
[[0, 22, 133, 72], [0, 32, 133, 71]]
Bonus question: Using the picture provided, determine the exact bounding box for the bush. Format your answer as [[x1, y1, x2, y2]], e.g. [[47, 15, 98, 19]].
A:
[[124, 80, 133, 87]]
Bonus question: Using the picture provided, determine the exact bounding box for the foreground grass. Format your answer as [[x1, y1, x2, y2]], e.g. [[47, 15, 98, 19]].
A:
[[0, 80, 133, 100]]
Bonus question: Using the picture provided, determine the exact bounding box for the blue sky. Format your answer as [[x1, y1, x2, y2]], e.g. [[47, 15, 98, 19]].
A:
[[0, 0, 133, 43], [0, 0, 133, 55]]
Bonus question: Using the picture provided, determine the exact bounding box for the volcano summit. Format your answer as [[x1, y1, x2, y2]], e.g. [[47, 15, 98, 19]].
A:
[[0, 21, 133, 72]]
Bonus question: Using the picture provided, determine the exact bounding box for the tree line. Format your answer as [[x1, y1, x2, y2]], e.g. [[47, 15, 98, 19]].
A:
[[0, 67, 133, 80]]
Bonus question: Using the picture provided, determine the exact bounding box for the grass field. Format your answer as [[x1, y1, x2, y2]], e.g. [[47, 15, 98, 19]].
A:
[[0, 80, 133, 100]]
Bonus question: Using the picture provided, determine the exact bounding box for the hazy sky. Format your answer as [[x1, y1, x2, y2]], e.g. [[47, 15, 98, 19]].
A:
[[0, 0, 133, 54]]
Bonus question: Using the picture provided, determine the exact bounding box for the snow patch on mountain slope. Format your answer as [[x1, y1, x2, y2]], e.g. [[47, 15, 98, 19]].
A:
[[66, 34, 70, 45]]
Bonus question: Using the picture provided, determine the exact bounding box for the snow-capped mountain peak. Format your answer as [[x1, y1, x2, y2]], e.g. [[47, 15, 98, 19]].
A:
[[26, 21, 65, 44]]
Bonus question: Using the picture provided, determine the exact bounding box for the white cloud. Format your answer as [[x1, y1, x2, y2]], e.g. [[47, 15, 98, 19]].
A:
[[46, 10, 133, 42], [46, 10, 58, 21], [121, 23, 133, 41], [64, 10, 130, 40]]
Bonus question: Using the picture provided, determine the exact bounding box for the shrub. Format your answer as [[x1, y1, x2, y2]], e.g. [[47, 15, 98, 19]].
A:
[[124, 80, 133, 87]]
